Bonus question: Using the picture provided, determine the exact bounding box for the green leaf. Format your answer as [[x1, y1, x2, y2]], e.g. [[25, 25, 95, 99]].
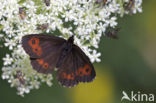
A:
[[18, 0, 26, 4], [32, 0, 43, 6], [0, 24, 4, 30]]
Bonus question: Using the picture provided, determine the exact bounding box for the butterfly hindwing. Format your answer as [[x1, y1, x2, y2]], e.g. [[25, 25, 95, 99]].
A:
[[30, 47, 61, 74], [56, 51, 79, 87], [56, 45, 96, 87], [73, 45, 96, 83], [22, 34, 65, 74]]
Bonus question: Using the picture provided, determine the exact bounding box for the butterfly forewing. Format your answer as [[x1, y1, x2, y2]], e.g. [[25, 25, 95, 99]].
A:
[[22, 34, 65, 58], [22, 34, 65, 74]]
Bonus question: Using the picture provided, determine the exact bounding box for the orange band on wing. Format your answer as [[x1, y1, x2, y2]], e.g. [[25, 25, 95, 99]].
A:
[[37, 59, 44, 65], [62, 72, 74, 80], [36, 59, 49, 70], [43, 62, 49, 69], [76, 64, 92, 77]]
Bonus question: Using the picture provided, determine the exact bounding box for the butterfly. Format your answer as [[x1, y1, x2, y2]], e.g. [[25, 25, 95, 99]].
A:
[[22, 34, 96, 87]]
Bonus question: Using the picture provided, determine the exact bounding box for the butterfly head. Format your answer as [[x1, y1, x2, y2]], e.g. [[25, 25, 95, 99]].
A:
[[67, 35, 74, 44]]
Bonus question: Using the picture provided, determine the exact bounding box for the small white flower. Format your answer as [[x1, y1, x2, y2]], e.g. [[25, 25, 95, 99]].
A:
[[3, 54, 13, 65], [4, 38, 16, 50], [108, 17, 118, 28], [2, 74, 9, 79], [0, 34, 3, 38], [25, 88, 30, 94], [90, 50, 101, 63]]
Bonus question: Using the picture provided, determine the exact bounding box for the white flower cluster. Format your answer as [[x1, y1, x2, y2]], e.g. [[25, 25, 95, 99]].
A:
[[0, 0, 142, 96], [2, 54, 53, 96]]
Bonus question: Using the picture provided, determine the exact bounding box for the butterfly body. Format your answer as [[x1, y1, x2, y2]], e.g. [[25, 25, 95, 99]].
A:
[[56, 36, 74, 68], [22, 34, 96, 87]]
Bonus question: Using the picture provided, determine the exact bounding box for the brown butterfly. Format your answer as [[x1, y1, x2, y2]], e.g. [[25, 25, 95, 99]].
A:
[[22, 34, 96, 87]]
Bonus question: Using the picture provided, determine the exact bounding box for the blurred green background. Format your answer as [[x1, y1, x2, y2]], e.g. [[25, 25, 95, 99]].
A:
[[0, 0, 156, 103]]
